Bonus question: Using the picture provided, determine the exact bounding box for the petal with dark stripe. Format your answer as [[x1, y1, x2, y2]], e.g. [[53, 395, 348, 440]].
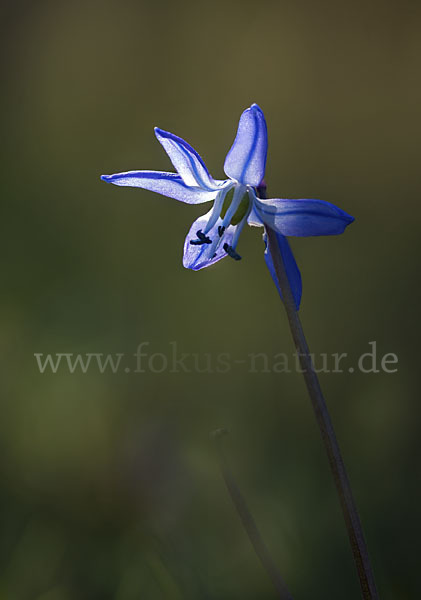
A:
[[255, 197, 355, 236], [224, 104, 268, 187], [183, 210, 237, 270], [101, 171, 217, 204], [155, 128, 222, 191], [264, 231, 302, 310]]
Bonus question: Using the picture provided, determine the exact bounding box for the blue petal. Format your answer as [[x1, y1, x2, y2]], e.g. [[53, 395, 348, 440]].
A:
[[264, 231, 302, 310], [101, 171, 217, 204], [183, 210, 237, 271], [155, 128, 222, 191], [247, 202, 264, 227], [255, 197, 355, 236], [224, 104, 268, 187]]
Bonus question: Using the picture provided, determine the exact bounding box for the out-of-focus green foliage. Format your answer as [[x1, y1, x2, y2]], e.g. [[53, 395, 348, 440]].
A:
[[1, 0, 420, 598]]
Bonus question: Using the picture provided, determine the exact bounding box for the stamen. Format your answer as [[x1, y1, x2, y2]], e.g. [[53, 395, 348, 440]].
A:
[[230, 191, 253, 250], [190, 229, 212, 245], [220, 185, 246, 230], [206, 185, 246, 258], [223, 243, 242, 261], [203, 184, 234, 235], [197, 230, 211, 242]]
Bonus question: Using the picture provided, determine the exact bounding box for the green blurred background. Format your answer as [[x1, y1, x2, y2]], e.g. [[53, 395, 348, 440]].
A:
[[1, 0, 420, 598]]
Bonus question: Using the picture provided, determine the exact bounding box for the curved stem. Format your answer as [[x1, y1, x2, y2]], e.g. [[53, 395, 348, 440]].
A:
[[211, 429, 294, 600], [264, 225, 379, 600]]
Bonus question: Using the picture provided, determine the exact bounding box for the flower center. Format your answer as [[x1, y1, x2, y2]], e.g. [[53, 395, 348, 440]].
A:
[[220, 188, 250, 225], [189, 184, 252, 260]]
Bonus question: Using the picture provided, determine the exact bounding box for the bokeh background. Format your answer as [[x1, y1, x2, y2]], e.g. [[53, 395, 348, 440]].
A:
[[1, 0, 420, 598]]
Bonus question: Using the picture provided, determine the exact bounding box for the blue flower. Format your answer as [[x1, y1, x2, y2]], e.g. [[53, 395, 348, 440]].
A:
[[101, 104, 354, 308]]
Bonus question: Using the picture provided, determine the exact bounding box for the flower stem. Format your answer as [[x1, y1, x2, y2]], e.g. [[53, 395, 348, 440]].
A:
[[264, 225, 379, 600], [211, 429, 294, 600]]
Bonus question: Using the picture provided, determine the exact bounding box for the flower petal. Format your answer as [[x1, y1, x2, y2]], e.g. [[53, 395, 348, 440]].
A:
[[183, 210, 237, 271], [154, 128, 222, 191], [224, 103, 268, 186], [247, 203, 264, 227], [255, 197, 355, 236], [101, 171, 217, 204], [264, 231, 302, 310]]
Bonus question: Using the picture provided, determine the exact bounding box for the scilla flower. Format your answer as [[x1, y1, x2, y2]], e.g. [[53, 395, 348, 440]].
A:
[[101, 104, 353, 308]]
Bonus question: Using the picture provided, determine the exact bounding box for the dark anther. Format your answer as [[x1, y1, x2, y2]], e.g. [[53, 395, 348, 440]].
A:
[[218, 225, 225, 237], [223, 243, 242, 261], [197, 229, 211, 242], [190, 229, 212, 245]]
